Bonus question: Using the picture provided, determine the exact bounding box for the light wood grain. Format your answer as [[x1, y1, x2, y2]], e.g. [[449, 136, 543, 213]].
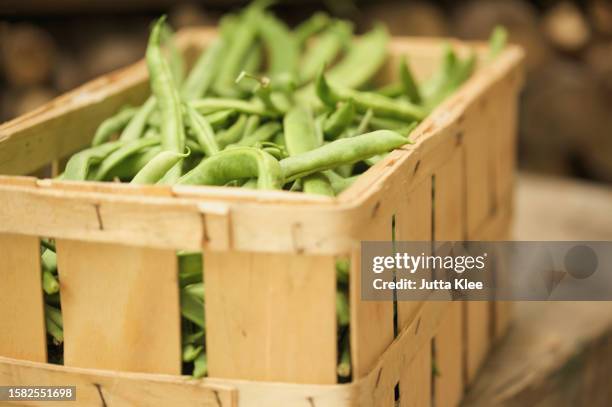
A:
[[204, 251, 337, 384], [400, 343, 432, 407], [433, 148, 465, 407], [0, 233, 47, 362], [56, 240, 181, 374], [0, 356, 236, 407]]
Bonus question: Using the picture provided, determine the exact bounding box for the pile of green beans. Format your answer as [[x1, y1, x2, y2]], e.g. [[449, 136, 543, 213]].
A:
[[43, 2, 506, 380]]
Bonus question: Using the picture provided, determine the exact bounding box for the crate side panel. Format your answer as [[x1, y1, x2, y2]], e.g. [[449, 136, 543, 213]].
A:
[[433, 148, 465, 407], [395, 177, 433, 329], [56, 240, 181, 374], [0, 356, 236, 407], [0, 234, 47, 362], [399, 342, 432, 407], [464, 301, 490, 385], [204, 252, 337, 384], [351, 215, 395, 405], [0, 64, 149, 176]]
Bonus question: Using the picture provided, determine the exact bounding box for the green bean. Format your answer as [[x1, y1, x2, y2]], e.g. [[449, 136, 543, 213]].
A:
[[241, 178, 258, 189], [323, 170, 358, 195], [182, 329, 204, 346], [358, 114, 409, 131], [178, 251, 203, 287], [257, 12, 299, 82], [337, 334, 351, 379], [281, 130, 408, 181], [106, 146, 162, 180], [161, 23, 185, 86], [45, 292, 61, 307], [45, 313, 64, 344], [284, 106, 335, 196], [488, 25, 507, 60], [182, 38, 224, 100], [336, 291, 350, 326], [399, 56, 422, 104], [131, 149, 190, 185], [42, 270, 60, 295], [216, 114, 248, 149], [63, 141, 122, 181], [185, 104, 220, 156], [355, 108, 373, 135], [92, 106, 137, 146], [299, 21, 352, 83], [182, 344, 203, 363], [190, 98, 276, 117], [121, 97, 157, 142], [316, 71, 426, 121], [41, 249, 57, 272], [214, 7, 259, 95], [284, 106, 319, 155], [180, 283, 205, 328], [255, 141, 288, 160], [375, 82, 403, 98], [40, 238, 55, 252], [336, 258, 350, 284], [45, 304, 63, 329], [243, 115, 260, 138], [242, 42, 262, 74], [327, 24, 388, 89], [294, 12, 330, 46], [237, 122, 281, 147], [207, 110, 238, 130], [146, 17, 185, 162], [323, 99, 355, 140], [93, 137, 160, 181], [421, 44, 458, 105], [302, 173, 334, 196], [178, 147, 283, 190], [193, 352, 208, 378]]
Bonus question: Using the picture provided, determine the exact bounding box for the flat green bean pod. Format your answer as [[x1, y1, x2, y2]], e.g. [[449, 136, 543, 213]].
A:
[[280, 130, 408, 181], [216, 114, 248, 149], [327, 24, 389, 89], [257, 12, 299, 82], [106, 146, 162, 180], [178, 147, 283, 190], [323, 99, 355, 139], [294, 12, 330, 46], [237, 121, 281, 147], [93, 137, 160, 181], [316, 72, 426, 121], [92, 106, 137, 146], [190, 98, 276, 117], [185, 104, 220, 156], [300, 21, 352, 83], [63, 141, 123, 181], [182, 38, 224, 100], [120, 97, 157, 142], [399, 56, 422, 104], [131, 149, 190, 185], [146, 17, 186, 160]]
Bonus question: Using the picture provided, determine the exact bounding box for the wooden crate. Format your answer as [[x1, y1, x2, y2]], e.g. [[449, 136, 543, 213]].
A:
[[0, 28, 524, 407]]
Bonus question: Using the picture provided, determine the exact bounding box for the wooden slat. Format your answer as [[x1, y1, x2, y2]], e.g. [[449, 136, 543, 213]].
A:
[[465, 301, 490, 385], [394, 177, 433, 407], [0, 233, 47, 362], [55, 240, 181, 374], [350, 194, 396, 405], [400, 343, 432, 407], [204, 252, 337, 384], [434, 303, 464, 407], [0, 356, 236, 407], [395, 177, 433, 326], [433, 148, 465, 407]]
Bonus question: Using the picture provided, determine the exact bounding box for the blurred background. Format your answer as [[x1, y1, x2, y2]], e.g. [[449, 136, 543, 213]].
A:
[[0, 0, 611, 185]]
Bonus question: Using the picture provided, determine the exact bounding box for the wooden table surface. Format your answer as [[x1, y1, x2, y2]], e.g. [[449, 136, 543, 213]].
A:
[[463, 173, 612, 407]]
